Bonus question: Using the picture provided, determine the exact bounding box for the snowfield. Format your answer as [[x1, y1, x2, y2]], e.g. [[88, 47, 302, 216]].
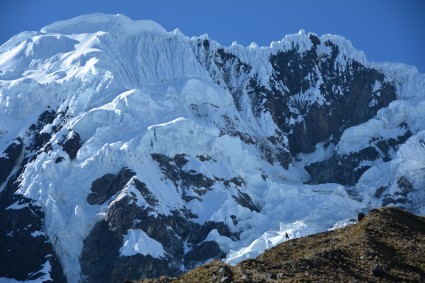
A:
[[1, 13, 425, 282]]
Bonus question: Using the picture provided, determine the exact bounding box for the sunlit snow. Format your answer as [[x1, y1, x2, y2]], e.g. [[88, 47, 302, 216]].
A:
[[1, 13, 424, 282], [120, 229, 166, 258]]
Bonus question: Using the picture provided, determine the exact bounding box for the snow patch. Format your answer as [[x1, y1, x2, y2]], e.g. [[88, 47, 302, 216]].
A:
[[226, 220, 314, 265], [147, 117, 186, 130], [41, 13, 167, 36], [31, 231, 44, 238], [120, 229, 166, 258], [328, 218, 357, 231], [6, 201, 29, 210]]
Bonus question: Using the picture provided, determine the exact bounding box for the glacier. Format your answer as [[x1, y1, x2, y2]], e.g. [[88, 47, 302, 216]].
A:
[[1, 13, 424, 282]]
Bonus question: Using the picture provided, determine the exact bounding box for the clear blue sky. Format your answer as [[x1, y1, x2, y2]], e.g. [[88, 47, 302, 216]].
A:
[[1, 0, 424, 72]]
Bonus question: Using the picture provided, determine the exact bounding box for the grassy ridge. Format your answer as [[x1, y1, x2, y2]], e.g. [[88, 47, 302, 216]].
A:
[[136, 207, 425, 282]]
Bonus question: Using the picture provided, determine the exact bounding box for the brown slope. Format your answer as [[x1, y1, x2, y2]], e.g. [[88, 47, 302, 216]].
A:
[[138, 207, 425, 282]]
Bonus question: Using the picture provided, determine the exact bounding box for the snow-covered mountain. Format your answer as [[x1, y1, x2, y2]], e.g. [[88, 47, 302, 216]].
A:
[[1, 14, 424, 283]]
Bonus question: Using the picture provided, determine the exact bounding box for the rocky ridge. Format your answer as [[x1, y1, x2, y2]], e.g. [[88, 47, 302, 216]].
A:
[[143, 207, 425, 282]]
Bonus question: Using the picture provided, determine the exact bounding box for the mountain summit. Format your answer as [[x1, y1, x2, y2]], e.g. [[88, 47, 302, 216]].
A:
[[1, 14, 424, 282]]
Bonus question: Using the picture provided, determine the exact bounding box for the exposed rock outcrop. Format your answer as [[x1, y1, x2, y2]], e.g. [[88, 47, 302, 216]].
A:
[[151, 207, 425, 283]]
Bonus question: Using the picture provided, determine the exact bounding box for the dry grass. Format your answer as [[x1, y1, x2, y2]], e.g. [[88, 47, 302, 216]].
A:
[[134, 207, 425, 282]]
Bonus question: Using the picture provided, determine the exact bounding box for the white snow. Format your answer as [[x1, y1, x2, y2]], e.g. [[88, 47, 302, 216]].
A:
[[41, 13, 167, 36], [358, 130, 425, 215], [31, 231, 44, 237], [217, 181, 364, 265], [120, 229, 166, 258], [6, 201, 29, 210], [1, 13, 424, 282], [328, 218, 357, 231], [147, 117, 186, 130], [226, 220, 313, 264]]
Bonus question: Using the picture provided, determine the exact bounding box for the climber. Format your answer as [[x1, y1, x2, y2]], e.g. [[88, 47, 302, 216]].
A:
[[358, 212, 366, 222]]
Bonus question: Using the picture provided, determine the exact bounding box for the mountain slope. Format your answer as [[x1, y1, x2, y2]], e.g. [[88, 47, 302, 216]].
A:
[[0, 13, 424, 282], [165, 207, 425, 282]]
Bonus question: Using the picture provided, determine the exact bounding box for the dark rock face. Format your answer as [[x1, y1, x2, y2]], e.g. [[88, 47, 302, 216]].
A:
[[262, 43, 396, 156], [0, 138, 23, 185], [192, 37, 397, 170], [0, 34, 407, 283], [26, 110, 56, 152], [306, 126, 412, 185], [23, 107, 80, 162], [151, 153, 216, 202], [152, 153, 215, 188], [80, 190, 184, 282], [61, 131, 82, 160], [133, 179, 159, 206], [81, 163, 240, 282], [80, 220, 122, 282], [307, 148, 375, 186], [0, 162, 65, 282], [172, 207, 425, 283], [187, 221, 237, 246], [87, 167, 136, 205], [55, 156, 65, 163], [233, 191, 260, 212], [183, 241, 225, 269], [151, 153, 186, 186], [0, 108, 74, 282], [376, 176, 415, 208], [82, 184, 178, 283], [192, 38, 252, 94], [0, 198, 66, 282]]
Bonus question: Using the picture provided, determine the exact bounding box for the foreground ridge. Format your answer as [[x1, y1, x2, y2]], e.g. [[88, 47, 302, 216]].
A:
[[140, 207, 425, 282]]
